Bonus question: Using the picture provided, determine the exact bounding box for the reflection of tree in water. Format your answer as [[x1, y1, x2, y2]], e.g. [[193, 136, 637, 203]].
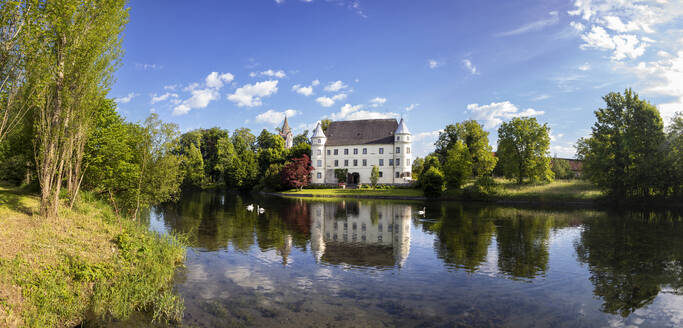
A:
[[495, 215, 551, 279], [424, 204, 495, 273], [575, 210, 683, 317]]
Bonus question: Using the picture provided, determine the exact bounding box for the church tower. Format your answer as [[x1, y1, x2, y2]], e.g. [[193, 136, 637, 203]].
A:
[[279, 116, 293, 149], [310, 121, 327, 184]]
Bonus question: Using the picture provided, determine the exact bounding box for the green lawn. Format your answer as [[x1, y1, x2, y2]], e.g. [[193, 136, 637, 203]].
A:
[[278, 187, 424, 198], [279, 179, 604, 202]]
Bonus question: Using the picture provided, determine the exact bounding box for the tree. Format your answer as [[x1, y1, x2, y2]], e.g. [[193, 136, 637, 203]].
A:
[[286, 142, 311, 161], [550, 157, 573, 180], [293, 130, 310, 146], [262, 163, 285, 191], [181, 143, 205, 188], [576, 89, 668, 199], [497, 117, 553, 184], [370, 165, 380, 188], [419, 154, 440, 183], [200, 127, 229, 183], [665, 112, 682, 198], [228, 132, 258, 190], [256, 129, 285, 175], [320, 119, 332, 134], [26, 0, 128, 217], [214, 135, 236, 185], [281, 154, 313, 191], [421, 166, 444, 198], [334, 168, 348, 184], [411, 157, 424, 180], [435, 121, 496, 176], [443, 141, 472, 189], [434, 124, 459, 162]]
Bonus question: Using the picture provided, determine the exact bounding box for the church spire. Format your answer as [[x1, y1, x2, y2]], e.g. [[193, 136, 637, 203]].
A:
[[281, 116, 291, 133]]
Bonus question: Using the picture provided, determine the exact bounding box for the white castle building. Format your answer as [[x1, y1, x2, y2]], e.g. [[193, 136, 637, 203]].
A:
[[310, 118, 413, 185]]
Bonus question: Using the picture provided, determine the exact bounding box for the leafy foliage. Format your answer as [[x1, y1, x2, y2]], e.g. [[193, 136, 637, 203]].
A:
[[421, 166, 444, 198], [370, 165, 380, 188], [497, 117, 553, 184], [281, 154, 314, 191], [334, 168, 348, 183], [443, 141, 472, 189]]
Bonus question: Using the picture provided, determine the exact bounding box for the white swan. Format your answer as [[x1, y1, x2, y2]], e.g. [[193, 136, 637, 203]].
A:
[[417, 207, 426, 216], [258, 206, 265, 214], [246, 204, 254, 212]]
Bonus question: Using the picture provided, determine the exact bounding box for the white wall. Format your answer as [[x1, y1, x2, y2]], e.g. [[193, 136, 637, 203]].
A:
[[312, 143, 413, 184]]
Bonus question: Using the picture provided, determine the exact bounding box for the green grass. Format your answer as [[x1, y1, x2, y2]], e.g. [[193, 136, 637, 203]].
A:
[[0, 185, 186, 328], [278, 179, 604, 203], [279, 187, 424, 198]]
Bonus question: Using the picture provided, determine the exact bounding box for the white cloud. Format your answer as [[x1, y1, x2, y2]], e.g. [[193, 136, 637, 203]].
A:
[[462, 59, 479, 75], [369, 97, 386, 107], [150, 92, 178, 104], [316, 96, 335, 107], [580, 26, 648, 60], [466, 101, 545, 129], [205, 72, 234, 88], [428, 59, 441, 69], [255, 109, 299, 126], [405, 103, 419, 111], [532, 94, 551, 101], [570, 21, 586, 32], [292, 80, 319, 96], [324, 80, 348, 92], [329, 103, 399, 121], [227, 80, 279, 107], [578, 62, 591, 71], [115, 93, 137, 104], [496, 11, 559, 37], [173, 88, 219, 116], [164, 84, 179, 91], [413, 130, 442, 142], [251, 69, 286, 78], [316, 93, 347, 107]]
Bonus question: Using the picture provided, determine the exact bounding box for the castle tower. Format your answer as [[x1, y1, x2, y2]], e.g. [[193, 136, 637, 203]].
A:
[[280, 116, 293, 149], [394, 118, 412, 182], [310, 121, 327, 184]]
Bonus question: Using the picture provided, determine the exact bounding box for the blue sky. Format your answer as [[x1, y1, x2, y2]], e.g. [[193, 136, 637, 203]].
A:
[[111, 0, 683, 158]]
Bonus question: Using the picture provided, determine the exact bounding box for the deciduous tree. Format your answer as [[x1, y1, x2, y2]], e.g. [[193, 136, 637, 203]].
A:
[[497, 117, 553, 184]]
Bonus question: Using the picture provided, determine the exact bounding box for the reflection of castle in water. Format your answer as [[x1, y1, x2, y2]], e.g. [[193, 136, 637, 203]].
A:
[[310, 202, 412, 267]]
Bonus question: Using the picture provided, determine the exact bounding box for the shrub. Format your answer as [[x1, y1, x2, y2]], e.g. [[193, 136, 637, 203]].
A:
[[421, 167, 444, 198]]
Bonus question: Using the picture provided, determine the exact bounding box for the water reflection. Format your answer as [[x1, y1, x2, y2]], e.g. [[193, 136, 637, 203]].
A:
[[132, 192, 683, 327], [310, 202, 411, 268]]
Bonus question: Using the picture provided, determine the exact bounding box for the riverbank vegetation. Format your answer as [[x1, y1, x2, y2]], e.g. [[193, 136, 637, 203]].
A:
[[0, 185, 185, 327]]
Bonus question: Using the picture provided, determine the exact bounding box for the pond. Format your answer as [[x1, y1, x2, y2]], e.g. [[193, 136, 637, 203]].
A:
[[132, 191, 683, 327]]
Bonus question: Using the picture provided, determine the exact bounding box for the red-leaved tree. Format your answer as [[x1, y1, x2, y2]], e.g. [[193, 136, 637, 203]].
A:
[[281, 154, 314, 191]]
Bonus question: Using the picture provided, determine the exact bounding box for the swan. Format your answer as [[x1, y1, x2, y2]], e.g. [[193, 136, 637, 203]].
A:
[[246, 204, 254, 211], [417, 207, 426, 216]]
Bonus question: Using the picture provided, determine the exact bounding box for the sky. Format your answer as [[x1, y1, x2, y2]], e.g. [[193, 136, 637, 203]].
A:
[[111, 0, 683, 158]]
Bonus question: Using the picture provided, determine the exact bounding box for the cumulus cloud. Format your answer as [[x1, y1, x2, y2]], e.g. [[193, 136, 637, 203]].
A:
[[292, 80, 319, 96], [115, 93, 137, 104], [462, 59, 479, 75], [496, 11, 559, 37], [428, 59, 441, 69], [172, 72, 234, 115], [369, 97, 386, 107], [405, 103, 419, 111], [150, 92, 179, 104], [324, 80, 348, 92], [316, 93, 347, 107], [227, 80, 279, 107], [466, 101, 545, 129], [250, 69, 286, 78], [205, 72, 234, 88], [255, 109, 299, 126], [329, 103, 399, 121]]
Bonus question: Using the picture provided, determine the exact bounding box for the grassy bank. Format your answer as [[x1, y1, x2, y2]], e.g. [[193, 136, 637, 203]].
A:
[[278, 179, 604, 203], [0, 185, 186, 327]]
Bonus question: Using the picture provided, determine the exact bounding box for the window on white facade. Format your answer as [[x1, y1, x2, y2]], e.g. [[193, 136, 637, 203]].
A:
[[379, 171, 383, 177], [353, 159, 358, 166], [353, 148, 358, 155], [334, 160, 339, 167], [344, 160, 348, 166], [396, 172, 400, 178], [407, 159, 410, 166], [317, 160, 322, 167], [396, 147, 400, 153], [317, 172, 322, 179], [362, 159, 367, 166], [317, 149, 321, 155], [396, 158, 401, 166], [379, 148, 384, 154], [327, 150, 331, 155], [334, 149, 338, 155], [397, 136, 400, 141], [379, 159, 384, 166], [317, 139, 321, 144], [344, 149, 349, 155], [389, 159, 394, 166], [407, 147, 411, 154]]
